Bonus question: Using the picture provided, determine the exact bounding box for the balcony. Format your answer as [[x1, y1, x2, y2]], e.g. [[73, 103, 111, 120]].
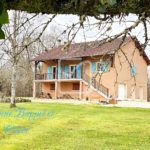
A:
[[35, 72, 81, 80], [35, 72, 109, 98]]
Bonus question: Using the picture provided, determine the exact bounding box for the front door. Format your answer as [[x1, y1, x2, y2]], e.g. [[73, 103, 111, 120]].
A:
[[118, 84, 126, 100]]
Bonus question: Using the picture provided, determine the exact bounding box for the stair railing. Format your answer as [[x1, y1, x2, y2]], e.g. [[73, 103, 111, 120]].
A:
[[82, 74, 109, 97]]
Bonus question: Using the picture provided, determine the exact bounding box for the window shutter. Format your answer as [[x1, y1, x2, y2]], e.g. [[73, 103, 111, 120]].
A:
[[91, 62, 95, 73], [47, 66, 51, 79], [76, 64, 81, 79], [58, 65, 62, 79], [132, 66, 136, 76], [64, 65, 69, 79], [73, 83, 79, 90], [103, 61, 108, 72], [50, 84, 55, 90]]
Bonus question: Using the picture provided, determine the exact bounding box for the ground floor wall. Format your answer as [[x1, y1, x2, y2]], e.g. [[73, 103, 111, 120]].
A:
[[41, 81, 106, 100], [42, 82, 80, 98], [114, 81, 147, 101], [33, 80, 146, 101]]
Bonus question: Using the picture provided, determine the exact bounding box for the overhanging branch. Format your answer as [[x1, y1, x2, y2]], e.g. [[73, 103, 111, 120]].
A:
[[4, 0, 150, 17]]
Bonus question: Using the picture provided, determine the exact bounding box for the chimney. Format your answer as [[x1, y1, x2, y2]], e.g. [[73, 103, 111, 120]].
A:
[[64, 41, 67, 45], [57, 40, 61, 47]]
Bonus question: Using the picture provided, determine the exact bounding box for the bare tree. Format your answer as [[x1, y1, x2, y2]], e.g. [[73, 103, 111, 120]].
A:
[[0, 13, 67, 102], [0, 10, 56, 107]]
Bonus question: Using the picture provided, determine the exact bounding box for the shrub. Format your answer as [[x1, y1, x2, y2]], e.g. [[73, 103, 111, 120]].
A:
[[86, 97, 89, 101]]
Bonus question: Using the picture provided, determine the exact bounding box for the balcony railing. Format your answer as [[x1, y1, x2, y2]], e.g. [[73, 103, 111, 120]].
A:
[[35, 72, 81, 80]]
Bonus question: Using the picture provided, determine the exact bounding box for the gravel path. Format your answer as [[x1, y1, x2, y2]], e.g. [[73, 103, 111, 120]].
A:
[[108, 100, 150, 108], [31, 99, 99, 105], [31, 99, 150, 108]]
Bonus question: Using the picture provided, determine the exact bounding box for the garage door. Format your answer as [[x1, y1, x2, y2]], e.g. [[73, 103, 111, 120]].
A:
[[118, 84, 126, 100]]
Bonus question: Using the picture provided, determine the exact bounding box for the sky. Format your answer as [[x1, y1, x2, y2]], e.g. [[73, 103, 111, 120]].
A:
[[6, 11, 150, 60], [38, 13, 150, 58]]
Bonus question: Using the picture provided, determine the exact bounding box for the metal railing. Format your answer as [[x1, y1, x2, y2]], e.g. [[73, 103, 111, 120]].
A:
[[35, 72, 81, 80], [82, 74, 109, 97]]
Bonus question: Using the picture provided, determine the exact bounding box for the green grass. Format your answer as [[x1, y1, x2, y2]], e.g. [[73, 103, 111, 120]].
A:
[[0, 103, 150, 150]]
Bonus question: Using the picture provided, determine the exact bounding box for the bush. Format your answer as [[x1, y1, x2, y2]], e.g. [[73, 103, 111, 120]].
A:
[[0, 92, 5, 99], [0, 98, 31, 103]]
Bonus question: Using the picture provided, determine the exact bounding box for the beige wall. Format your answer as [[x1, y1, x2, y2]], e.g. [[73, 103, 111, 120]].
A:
[[42, 81, 105, 100], [114, 40, 147, 100], [42, 81, 80, 98], [41, 40, 148, 100], [42, 82, 55, 98], [82, 82, 105, 100], [83, 56, 116, 97]]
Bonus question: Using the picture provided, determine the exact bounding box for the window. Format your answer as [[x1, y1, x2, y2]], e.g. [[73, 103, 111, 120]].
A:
[[72, 83, 80, 90], [95, 61, 108, 73], [52, 66, 56, 79], [70, 65, 76, 78], [50, 84, 55, 90], [96, 62, 103, 72]]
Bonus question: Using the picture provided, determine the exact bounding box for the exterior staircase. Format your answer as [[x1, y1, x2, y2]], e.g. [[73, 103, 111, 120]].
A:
[[82, 74, 110, 99]]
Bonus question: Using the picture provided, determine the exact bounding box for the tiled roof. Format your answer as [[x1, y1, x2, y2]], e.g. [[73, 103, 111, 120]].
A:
[[32, 36, 150, 65]]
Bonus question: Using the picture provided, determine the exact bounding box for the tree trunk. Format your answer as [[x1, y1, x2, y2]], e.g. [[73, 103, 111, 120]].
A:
[[10, 64, 17, 108]]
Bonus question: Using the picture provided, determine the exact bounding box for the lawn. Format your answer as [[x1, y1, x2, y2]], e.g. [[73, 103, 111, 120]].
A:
[[0, 103, 150, 150]]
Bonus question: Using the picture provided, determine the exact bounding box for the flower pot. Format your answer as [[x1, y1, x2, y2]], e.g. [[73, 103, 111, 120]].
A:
[[109, 100, 117, 104]]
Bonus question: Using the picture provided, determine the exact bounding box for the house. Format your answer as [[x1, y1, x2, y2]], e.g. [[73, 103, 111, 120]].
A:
[[32, 36, 150, 101]]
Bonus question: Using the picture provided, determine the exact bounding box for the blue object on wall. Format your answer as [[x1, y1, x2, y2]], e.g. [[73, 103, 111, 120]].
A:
[[91, 62, 95, 73], [76, 64, 81, 79], [47, 66, 51, 80], [132, 66, 136, 76], [64, 65, 69, 79], [103, 61, 108, 72], [58, 65, 62, 79]]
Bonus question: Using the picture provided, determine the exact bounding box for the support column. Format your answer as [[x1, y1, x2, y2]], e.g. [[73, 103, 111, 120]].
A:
[[35, 61, 38, 80], [33, 81, 36, 99], [55, 81, 58, 99], [56, 59, 58, 79], [80, 80, 82, 99]]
